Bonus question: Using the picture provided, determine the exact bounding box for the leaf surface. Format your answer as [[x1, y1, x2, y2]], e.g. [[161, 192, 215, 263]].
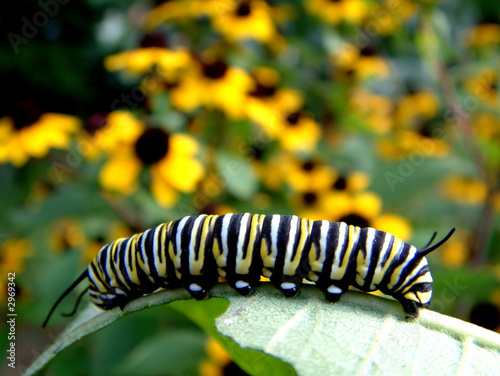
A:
[[25, 284, 500, 376]]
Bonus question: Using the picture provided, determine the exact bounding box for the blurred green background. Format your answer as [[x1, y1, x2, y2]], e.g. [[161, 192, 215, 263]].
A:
[[1, 0, 500, 374]]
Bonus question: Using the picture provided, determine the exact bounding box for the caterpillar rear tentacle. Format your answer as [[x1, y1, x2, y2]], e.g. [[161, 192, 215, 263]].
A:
[[43, 213, 455, 327]]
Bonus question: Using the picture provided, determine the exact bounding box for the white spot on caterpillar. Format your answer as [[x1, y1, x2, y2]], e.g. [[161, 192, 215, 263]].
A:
[[327, 285, 342, 294], [281, 282, 296, 290], [189, 283, 202, 292], [235, 280, 249, 289]]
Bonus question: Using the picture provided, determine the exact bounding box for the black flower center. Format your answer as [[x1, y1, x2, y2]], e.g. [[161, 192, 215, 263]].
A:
[[301, 161, 316, 172], [236, 3, 251, 16], [202, 60, 228, 79], [338, 213, 369, 228], [302, 192, 318, 205], [85, 113, 108, 135], [488, 80, 498, 93], [470, 303, 500, 331], [249, 82, 277, 98], [11, 100, 42, 130], [248, 145, 264, 160], [360, 46, 376, 57], [285, 112, 301, 126], [333, 177, 347, 190], [140, 32, 167, 48], [223, 361, 249, 376], [134, 128, 170, 165]]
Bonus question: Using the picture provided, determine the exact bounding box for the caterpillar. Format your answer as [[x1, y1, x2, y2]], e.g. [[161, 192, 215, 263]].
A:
[[43, 213, 455, 327]]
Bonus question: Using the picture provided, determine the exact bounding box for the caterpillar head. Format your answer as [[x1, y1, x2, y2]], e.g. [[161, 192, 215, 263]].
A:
[[401, 228, 456, 310], [402, 280, 433, 308]]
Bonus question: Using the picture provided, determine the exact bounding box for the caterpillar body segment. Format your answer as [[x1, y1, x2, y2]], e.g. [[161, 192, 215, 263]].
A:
[[43, 213, 455, 327]]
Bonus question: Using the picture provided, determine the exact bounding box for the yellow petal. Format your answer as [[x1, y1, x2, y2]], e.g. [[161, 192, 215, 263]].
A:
[[150, 167, 180, 207], [99, 154, 141, 195], [372, 214, 412, 241]]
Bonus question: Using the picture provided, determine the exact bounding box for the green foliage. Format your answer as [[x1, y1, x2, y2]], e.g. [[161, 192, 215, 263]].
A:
[[25, 286, 500, 376]]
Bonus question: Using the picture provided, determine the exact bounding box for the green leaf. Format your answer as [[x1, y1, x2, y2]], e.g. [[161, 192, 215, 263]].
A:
[[215, 151, 258, 200], [115, 329, 206, 376], [25, 285, 500, 376]]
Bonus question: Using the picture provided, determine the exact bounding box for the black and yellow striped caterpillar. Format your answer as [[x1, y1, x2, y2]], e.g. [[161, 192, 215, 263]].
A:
[[43, 213, 455, 327]]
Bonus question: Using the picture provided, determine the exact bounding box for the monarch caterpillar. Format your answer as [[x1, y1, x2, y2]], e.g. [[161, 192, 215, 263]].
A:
[[43, 213, 455, 327]]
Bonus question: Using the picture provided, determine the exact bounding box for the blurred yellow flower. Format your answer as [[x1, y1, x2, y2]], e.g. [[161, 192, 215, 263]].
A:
[[439, 231, 469, 268], [377, 130, 449, 159], [464, 69, 499, 108], [49, 219, 85, 253], [285, 158, 337, 193], [211, 0, 277, 43], [0, 238, 33, 275], [199, 337, 248, 376], [372, 214, 412, 241], [80, 111, 144, 161], [467, 23, 500, 48], [349, 89, 393, 133], [332, 44, 389, 81], [247, 93, 321, 153], [0, 103, 80, 166], [144, 0, 233, 29], [170, 56, 253, 119], [0, 238, 34, 301], [82, 222, 134, 263], [472, 112, 500, 139], [306, 0, 370, 25], [94, 112, 204, 207], [440, 175, 488, 205], [104, 47, 192, 81], [394, 90, 441, 129], [246, 66, 303, 110], [366, 0, 417, 36]]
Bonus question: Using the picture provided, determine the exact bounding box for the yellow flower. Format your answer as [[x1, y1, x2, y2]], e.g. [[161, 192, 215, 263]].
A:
[[0, 103, 80, 166], [306, 0, 370, 25], [440, 175, 488, 205], [49, 219, 85, 253], [199, 337, 248, 376], [472, 112, 500, 140], [211, 0, 277, 43], [348, 89, 393, 133], [170, 56, 253, 119], [466, 24, 500, 48], [246, 66, 303, 109], [285, 158, 337, 193], [439, 231, 469, 268], [0, 238, 33, 275], [82, 222, 134, 263], [365, 0, 417, 36], [104, 47, 192, 81], [144, 0, 229, 29], [246, 92, 321, 152], [372, 214, 412, 241], [0, 238, 34, 301], [464, 69, 499, 108], [80, 111, 144, 161], [94, 112, 204, 207], [394, 90, 441, 129], [324, 190, 412, 241], [332, 44, 389, 81], [287, 164, 373, 222], [377, 130, 449, 159]]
